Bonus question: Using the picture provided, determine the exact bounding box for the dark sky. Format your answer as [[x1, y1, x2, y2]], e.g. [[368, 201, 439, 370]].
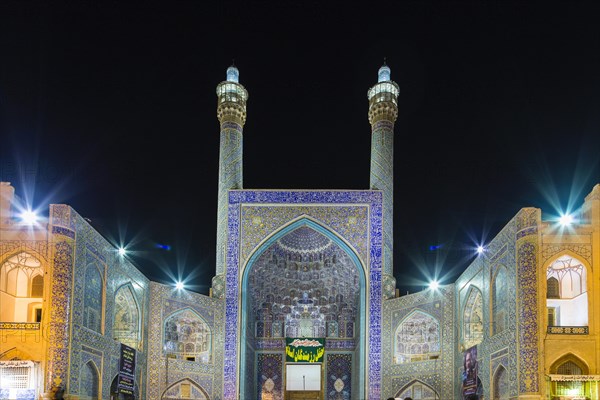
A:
[[1, 1, 599, 295]]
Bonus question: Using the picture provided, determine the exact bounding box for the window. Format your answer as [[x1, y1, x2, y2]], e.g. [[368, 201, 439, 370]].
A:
[[547, 307, 556, 327], [547, 277, 559, 298], [552, 359, 587, 398], [0, 362, 33, 389], [180, 383, 191, 398], [30, 275, 43, 297], [35, 308, 42, 322]]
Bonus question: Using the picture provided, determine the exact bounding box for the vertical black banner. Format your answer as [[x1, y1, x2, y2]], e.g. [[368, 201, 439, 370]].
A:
[[118, 343, 136, 395]]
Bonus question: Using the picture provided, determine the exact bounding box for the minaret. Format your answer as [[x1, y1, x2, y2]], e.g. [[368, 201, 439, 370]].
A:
[[368, 62, 399, 299], [214, 65, 248, 281]]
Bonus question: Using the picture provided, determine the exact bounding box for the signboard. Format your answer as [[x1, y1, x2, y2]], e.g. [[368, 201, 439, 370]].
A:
[[285, 338, 325, 363], [118, 343, 136, 395], [549, 375, 600, 381]]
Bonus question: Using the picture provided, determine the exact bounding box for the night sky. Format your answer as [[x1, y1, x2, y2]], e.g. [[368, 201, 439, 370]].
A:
[[1, 1, 599, 295]]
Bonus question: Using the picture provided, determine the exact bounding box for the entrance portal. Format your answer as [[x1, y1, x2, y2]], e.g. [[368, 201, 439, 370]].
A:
[[240, 221, 366, 400]]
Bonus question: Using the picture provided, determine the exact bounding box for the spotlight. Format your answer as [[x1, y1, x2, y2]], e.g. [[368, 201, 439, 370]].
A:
[[559, 213, 573, 227], [477, 245, 485, 255], [20, 210, 38, 225], [429, 280, 439, 291], [118, 247, 126, 256], [175, 281, 185, 290]]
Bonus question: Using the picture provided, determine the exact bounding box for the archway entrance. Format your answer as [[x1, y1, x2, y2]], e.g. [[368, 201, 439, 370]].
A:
[[240, 220, 366, 400]]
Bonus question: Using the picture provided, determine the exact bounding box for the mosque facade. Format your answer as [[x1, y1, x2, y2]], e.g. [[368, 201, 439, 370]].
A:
[[0, 65, 599, 400]]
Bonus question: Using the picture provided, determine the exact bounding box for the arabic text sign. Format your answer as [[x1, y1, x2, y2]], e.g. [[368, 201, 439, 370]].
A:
[[285, 338, 325, 363]]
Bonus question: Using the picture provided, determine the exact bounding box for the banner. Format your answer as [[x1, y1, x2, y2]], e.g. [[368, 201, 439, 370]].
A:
[[462, 346, 481, 400], [285, 338, 325, 363], [118, 343, 136, 395]]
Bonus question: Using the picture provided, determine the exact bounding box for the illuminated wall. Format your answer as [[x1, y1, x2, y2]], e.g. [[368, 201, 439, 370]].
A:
[[145, 281, 225, 400], [381, 285, 455, 399]]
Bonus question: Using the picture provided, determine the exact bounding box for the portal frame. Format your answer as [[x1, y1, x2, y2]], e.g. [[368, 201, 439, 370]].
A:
[[222, 190, 383, 400]]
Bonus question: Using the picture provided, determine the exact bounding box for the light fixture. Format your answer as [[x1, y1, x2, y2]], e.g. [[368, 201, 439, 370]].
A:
[[175, 281, 185, 290], [20, 210, 38, 225], [118, 247, 126, 256], [477, 245, 485, 255], [559, 213, 573, 227], [429, 280, 439, 291]]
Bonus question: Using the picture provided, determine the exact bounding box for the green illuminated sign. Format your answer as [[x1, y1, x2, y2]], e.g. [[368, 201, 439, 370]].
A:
[[285, 338, 325, 363]]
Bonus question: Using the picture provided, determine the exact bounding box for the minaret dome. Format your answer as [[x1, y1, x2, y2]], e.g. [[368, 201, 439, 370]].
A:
[[226, 65, 239, 83], [378, 63, 391, 82]]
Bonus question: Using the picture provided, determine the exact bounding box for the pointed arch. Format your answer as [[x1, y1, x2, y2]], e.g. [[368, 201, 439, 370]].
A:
[[550, 353, 590, 398], [240, 216, 367, 399], [0, 251, 44, 323], [0, 251, 43, 296], [462, 285, 483, 348], [79, 360, 100, 399], [545, 253, 589, 328], [394, 310, 440, 364], [241, 215, 367, 278], [491, 265, 508, 335], [161, 378, 210, 400], [83, 261, 104, 333], [0, 247, 47, 269], [492, 364, 509, 400], [163, 307, 212, 363], [550, 353, 589, 374], [395, 379, 440, 399], [113, 283, 141, 349]]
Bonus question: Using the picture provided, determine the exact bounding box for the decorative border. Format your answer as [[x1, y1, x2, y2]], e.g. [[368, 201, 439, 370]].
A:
[[223, 190, 383, 400], [516, 208, 540, 395]]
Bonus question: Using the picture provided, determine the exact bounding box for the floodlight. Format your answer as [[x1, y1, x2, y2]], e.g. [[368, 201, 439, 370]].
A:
[[559, 213, 573, 227], [20, 210, 38, 225]]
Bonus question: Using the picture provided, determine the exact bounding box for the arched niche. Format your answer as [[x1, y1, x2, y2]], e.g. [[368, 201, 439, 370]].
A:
[[161, 378, 210, 400], [395, 379, 440, 400], [163, 308, 212, 363], [394, 310, 440, 364], [545, 254, 589, 328], [491, 265, 508, 335], [83, 262, 104, 333], [462, 286, 483, 348], [0, 252, 44, 322], [492, 364, 509, 400], [79, 360, 100, 400], [549, 353, 590, 399], [113, 283, 141, 350]]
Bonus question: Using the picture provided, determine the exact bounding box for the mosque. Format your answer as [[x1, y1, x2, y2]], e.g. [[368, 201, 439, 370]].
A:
[[1, 64, 599, 400]]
